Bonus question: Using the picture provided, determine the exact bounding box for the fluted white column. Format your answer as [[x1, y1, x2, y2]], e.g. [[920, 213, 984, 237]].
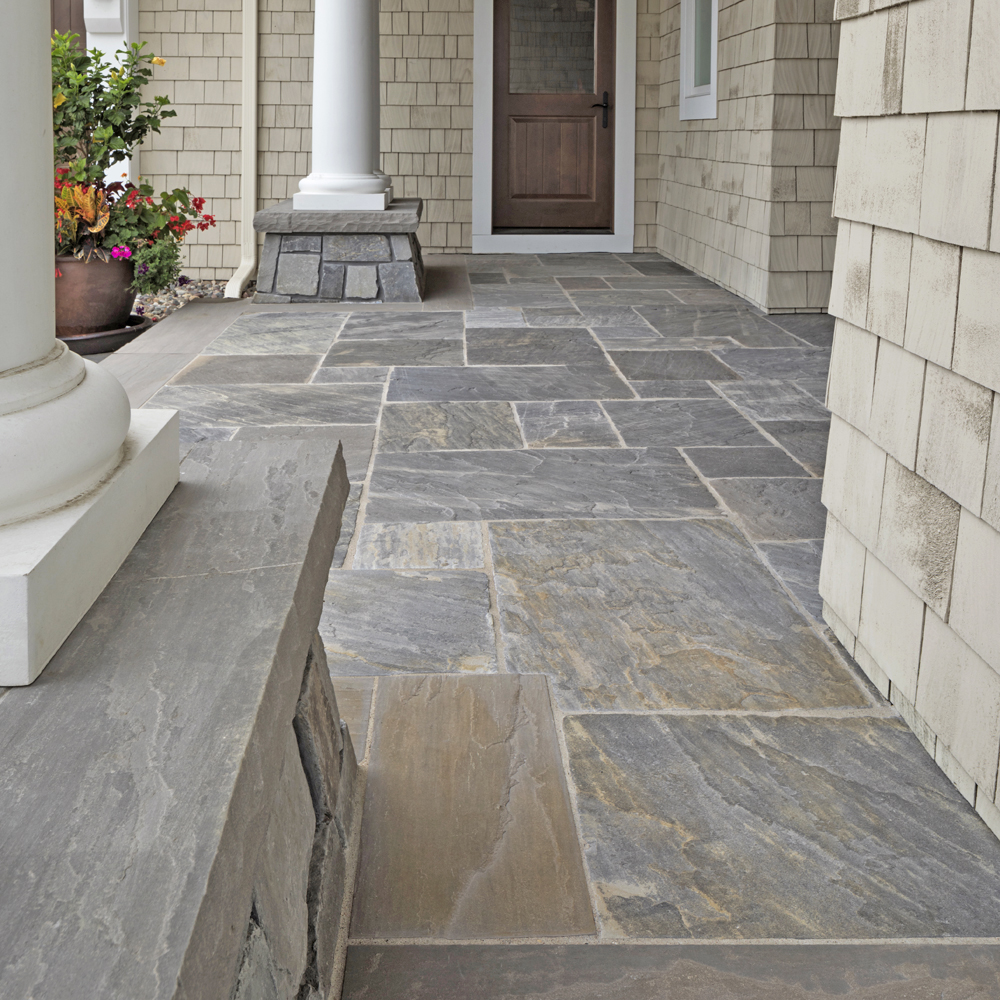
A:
[[294, 0, 393, 210], [0, 3, 131, 527]]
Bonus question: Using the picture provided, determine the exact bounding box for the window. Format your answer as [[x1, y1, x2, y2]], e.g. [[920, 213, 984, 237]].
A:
[[679, 0, 717, 120]]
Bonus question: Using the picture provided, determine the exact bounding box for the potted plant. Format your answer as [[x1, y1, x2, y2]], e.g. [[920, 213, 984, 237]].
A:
[[51, 32, 216, 352]]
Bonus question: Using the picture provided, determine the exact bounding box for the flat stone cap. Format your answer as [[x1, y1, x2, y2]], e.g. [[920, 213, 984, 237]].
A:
[[254, 197, 423, 234]]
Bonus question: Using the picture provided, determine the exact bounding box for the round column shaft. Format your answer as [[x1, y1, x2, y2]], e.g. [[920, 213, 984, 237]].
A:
[[294, 0, 393, 210], [0, 5, 130, 526]]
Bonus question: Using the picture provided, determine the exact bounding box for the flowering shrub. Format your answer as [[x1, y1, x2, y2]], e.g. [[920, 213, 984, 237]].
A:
[[51, 32, 216, 296]]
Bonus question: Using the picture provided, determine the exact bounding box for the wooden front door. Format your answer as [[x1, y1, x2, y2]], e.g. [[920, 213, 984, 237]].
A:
[[51, 0, 87, 46], [492, 0, 616, 230]]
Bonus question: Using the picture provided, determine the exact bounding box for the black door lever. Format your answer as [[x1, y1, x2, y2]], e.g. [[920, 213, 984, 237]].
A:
[[591, 91, 609, 128]]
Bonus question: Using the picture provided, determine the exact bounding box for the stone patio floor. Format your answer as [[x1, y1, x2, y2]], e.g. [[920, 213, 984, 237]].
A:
[[130, 254, 1000, 996]]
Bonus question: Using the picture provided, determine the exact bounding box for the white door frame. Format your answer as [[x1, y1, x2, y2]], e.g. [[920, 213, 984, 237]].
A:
[[471, 0, 637, 254]]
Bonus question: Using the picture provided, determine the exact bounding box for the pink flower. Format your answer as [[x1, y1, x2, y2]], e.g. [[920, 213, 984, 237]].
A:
[[111, 245, 132, 259]]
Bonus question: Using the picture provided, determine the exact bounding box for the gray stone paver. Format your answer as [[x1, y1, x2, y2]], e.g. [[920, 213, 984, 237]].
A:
[[144, 254, 1000, 993]]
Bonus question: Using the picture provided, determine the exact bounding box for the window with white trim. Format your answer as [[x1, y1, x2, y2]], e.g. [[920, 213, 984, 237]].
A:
[[679, 0, 718, 121]]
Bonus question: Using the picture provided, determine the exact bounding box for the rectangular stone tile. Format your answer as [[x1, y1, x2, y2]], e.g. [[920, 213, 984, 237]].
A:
[[759, 539, 824, 619], [590, 327, 663, 342], [354, 521, 485, 569], [203, 312, 345, 354], [630, 259, 697, 276], [320, 571, 497, 674], [636, 304, 749, 335], [714, 347, 831, 381], [331, 677, 374, 758], [350, 675, 595, 938], [366, 449, 717, 522], [760, 419, 831, 476], [567, 290, 691, 306], [565, 714, 1000, 938], [311, 365, 389, 383], [515, 401, 620, 447], [145, 383, 382, 427], [682, 447, 808, 478], [490, 518, 867, 712], [379, 402, 523, 452], [768, 312, 836, 347], [797, 378, 828, 402], [716, 380, 828, 420], [578, 307, 651, 327], [609, 350, 741, 381], [522, 307, 587, 327], [464, 307, 525, 328], [338, 311, 464, 341], [605, 336, 739, 352], [322, 339, 464, 367], [468, 273, 507, 284], [170, 354, 321, 385], [671, 289, 750, 306], [630, 380, 721, 398], [233, 425, 376, 481], [116, 299, 250, 355], [473, 288, 571, 308], [100, 351, 199, 406], [710, 478, 827, 541], [387, 366, 631, 402], [331, 483, 362, 568], [557, 276, 609, 289], [343, 943, 1000, 999], [466, 328, 605, 365], [603, 399, 771, 447]]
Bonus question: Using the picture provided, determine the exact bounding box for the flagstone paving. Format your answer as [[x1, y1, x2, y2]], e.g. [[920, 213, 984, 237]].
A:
[[142, 253, 1000, 998]]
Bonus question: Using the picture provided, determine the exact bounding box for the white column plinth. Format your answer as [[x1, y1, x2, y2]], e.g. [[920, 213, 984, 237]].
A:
[[294, 0, 393, 211], [0, 410, 180, 686]]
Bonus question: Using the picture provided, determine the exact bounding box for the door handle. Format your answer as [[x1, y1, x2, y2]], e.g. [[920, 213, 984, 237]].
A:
[[591, 92, 610, 128]]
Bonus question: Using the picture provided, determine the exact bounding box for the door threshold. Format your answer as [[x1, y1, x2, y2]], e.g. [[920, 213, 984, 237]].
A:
[[492, 227, 614, 236]]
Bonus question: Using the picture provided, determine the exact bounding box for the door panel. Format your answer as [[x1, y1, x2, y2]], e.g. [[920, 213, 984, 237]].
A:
[[51, 0, 87, 46], [493, 0, 615, 230]]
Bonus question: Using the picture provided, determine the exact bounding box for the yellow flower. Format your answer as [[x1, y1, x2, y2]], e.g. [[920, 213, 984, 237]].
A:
[[53, 93, 67, 109], [151, 57, 166, 66]]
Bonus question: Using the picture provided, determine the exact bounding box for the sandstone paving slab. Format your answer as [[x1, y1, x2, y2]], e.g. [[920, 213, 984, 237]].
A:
[[350, 675, 595, 938], [635, 303, 749, 332], [715, 379, 829, 420], [710, 477, 827, 541], [521, 307, 587, 326], [600, 336, 737, 351], [609, 349, 741, 381], [515, 401, 621, 447], [769, 312, 836, 347], [589, 326, 662, 342], [672, 289, 749, 306], [320, 571, 497, 674], [311, 365, 390, 383], [576, 306, 652, 327], [714, 347, 831, 382], [203, 311, 345, 354], [760, 418, 831, 476], [170, 353, 321, 385], [379, 401, 523, 452], [354, 521, 485, 569], [682, 446, 808, 478], [556, 276, 609, 289], [342, 943, 1000, 999], [469, 272, 507, 284], [565, 289, 690, 306], [463, 307, 526, 327], [466, 327, 605, 365], [489, 518, 868, 711], [796, 377, 828, 402], [565, 713, 1000, 939], [603, 399, 771, 447], [759, 539, 825, 619], [337, 311, 464, 341], [145, 383, 382, 427], [331, 678, 375, 757], [473, 287, 571, 308], [233, 424, 376, 480], [322, 338, 464, 367], [387, 365, 632, 402], [365, 448, 718, 522], [629, 379, 722, 398]]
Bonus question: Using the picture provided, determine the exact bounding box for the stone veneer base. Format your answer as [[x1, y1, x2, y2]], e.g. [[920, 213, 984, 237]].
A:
[[253, 197, 426, 304]]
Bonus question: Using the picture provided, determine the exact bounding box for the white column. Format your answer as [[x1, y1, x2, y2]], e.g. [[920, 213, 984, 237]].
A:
[[0, 3, 131, 524], [294, 0, 393, 210]]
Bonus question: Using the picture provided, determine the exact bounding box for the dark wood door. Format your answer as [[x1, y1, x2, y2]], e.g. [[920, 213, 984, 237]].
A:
[[493, 0, 615, 230], [52, 0, 87, 46]]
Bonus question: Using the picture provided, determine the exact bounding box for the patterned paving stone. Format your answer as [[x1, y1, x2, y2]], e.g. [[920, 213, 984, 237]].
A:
[[311, 365, 390, 383], [714, 347, 831, 382], [759, 539, 825, 618], [760, 418, 831, 476], [629, 380, 720, 398], [321, 339, 464, 367], [603, 399, 771, 447], [515, 401, 621, 447], [489, 518, 867, 711], [354, 521, 485, 569], [203, 312, 344, 354], [769, 312, 836, 347], [715, 379, 829, 420], [709, 477, 827, 541], [682, 446, 809, 478], [338, 311, 464, 340], [387, 366, 631, 402], [522, 307, 587, 327], [234, 423, 377, 480], [609, 350, 741, 381], [466, 328, 605, 365], [463, 308, 526, 327], [330, 677, 375, 756], [379, 402, 523, 452], [366, 448, 717, 522], [565, 714, 1000, 938], [170, 354, 321, 384], [321, 571, 497, 674]]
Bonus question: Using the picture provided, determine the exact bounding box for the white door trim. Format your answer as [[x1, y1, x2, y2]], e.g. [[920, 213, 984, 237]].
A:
[[471, 0, 636, 254]]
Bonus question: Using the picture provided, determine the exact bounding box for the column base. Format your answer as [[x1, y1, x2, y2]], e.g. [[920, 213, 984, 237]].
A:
[[0, 409, 180, 685], [292, 190, 391, 211], [252, 198, 426, 304]]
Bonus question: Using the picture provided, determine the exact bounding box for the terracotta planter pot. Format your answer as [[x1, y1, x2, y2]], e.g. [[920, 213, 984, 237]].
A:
[[55, 255, 137, 338]]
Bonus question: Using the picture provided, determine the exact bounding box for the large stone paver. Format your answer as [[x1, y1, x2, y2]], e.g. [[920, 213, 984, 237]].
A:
[[140, 253, 1000, 995]]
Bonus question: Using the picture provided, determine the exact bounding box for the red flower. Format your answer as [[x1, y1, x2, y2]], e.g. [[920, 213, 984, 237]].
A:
[[192, 197, 205, 212]]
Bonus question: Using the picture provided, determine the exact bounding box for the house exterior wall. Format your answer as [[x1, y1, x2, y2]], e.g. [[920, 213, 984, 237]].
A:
[[651, 0, 840, 311], [820, 0, 1000, 839]]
